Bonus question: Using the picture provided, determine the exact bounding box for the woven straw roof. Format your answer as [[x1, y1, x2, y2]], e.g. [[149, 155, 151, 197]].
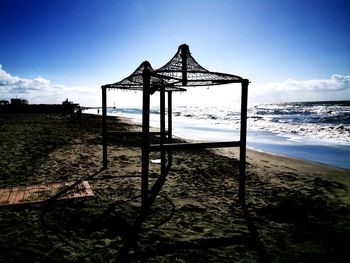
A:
[[102, 61, 185, 92], [154, 44, 243, 87], [103, 44, 244, 92]]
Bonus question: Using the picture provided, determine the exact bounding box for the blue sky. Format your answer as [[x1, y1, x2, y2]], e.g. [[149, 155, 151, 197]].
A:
[[1, 0, 349, 106]]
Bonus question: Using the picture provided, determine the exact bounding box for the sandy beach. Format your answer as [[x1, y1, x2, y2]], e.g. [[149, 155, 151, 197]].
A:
[[1, 113, 350, 262]]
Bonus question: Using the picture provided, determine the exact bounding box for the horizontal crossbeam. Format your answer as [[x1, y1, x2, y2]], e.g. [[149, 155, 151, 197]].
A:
[[148, 141, 241, 151], [108, 131, 169, 136]]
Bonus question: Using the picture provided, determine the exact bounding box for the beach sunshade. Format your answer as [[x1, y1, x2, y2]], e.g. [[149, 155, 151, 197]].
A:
[[100, 44, 249, 212], [103, 61, 186, 93], [154, 44, 244, 87]]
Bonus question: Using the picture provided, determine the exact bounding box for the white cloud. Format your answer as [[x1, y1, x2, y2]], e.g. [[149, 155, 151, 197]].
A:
[[1, 64, 349, 107], [0, 65, 58, 93], [252, 74, 350, 103], [258, 74, 350, 93], [173, 74, 350, 107], [0, 64, 100, 106]]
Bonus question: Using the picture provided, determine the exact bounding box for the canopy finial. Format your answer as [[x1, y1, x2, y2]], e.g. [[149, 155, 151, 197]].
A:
[[180, 44, 189, 86]]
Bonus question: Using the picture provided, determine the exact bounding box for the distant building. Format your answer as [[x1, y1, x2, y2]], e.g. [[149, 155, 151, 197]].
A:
[[62, 98, 73, 105], [0, 100, 9, 105], [11, 98, 28, 105]]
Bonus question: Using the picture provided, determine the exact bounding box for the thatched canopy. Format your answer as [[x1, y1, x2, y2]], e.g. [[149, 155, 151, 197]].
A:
[[102, 61, 186, 93], [103, 44, 245, 93], [154, 44, 244, 86]]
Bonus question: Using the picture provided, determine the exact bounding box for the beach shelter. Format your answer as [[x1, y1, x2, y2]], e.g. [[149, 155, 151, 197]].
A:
[[101, 44, 249, 209]]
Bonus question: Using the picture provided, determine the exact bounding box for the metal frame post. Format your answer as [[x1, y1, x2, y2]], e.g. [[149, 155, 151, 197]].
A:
[[102, 86, 108, 169], [239, 79, 249, 204], [160, 88, 166, 175], [141, 68, 151, 209], [167, 91, 173, 166]]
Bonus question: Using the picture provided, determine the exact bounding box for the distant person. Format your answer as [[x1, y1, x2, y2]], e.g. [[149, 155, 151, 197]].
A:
[[97, 109, 100, 114]]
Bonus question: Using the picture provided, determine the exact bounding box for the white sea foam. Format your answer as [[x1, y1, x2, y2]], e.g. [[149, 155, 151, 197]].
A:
[[106, 101, 350, 145]]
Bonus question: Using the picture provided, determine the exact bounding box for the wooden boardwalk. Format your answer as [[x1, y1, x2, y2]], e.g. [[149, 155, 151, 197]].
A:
[[0, 181, 94, 208]]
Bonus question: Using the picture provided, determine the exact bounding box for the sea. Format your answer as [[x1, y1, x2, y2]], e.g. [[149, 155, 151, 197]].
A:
[[91, 101, 350, 170]]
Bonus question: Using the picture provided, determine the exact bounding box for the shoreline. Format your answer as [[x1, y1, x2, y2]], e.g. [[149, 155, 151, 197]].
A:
[[117, 113, 350, 173], [215, 147, 350, 183], [1, 113, 350, 262]]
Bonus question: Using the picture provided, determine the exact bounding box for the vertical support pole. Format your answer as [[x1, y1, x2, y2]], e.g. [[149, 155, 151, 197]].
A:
[[167, 91, 173, 167], [239, 79, 249, 204], [141, 68, 151, 209], [102, 86, 108, 169], [160, 88, 166, 175]]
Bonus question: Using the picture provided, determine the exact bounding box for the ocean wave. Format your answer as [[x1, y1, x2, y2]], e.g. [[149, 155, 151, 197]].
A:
[[248, 101, 350, 144], [110, 101, 350, 145]]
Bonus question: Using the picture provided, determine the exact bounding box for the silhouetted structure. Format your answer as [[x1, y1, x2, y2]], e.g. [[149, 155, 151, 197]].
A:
[[0, 100, 9, 105], [101, 44, 249, 209], [11, 98, 28, 105], [0, 98, 80, 115]]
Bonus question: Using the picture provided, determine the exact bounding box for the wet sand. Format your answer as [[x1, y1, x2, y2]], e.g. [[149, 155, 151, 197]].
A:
[[0, 113, 349, 262]]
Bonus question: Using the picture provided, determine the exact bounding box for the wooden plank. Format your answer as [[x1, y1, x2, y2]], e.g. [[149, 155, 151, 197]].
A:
[[23, 185, 40, 202], [0, 181, 94, 208], [7, 188, 18, 204], [13, 187, 25, 204], [0, 188, 11, 205], [82, 181, 94, 196]]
